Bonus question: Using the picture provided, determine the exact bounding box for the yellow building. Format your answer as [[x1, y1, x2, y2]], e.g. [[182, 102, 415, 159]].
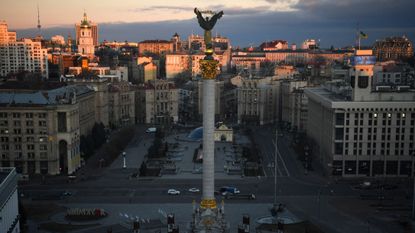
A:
[[0, 85, 94, 175]]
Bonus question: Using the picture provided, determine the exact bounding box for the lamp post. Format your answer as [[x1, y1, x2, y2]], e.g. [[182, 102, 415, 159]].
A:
[[412, 153, 415, 220], [122, 152, 126, 169], [271, 127, 281, 224]]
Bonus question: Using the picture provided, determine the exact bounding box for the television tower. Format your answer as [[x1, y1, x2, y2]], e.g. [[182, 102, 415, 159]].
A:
[[36, 4, 42, 37]]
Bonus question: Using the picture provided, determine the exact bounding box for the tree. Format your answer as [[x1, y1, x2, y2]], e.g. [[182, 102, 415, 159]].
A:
[[92, 123, 106, 148], [259, 61, 276, 77]]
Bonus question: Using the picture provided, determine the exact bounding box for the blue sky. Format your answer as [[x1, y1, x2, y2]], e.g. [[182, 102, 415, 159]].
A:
[[2, 0, 414, 47]]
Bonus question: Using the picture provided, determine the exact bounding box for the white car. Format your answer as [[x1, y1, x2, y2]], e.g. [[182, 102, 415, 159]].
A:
[[188, 188, 200, 193], [167, 189, 180, 195]]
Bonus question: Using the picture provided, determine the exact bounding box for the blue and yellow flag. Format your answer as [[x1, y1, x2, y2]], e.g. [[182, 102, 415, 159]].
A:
[[359, 31, 368, 39]]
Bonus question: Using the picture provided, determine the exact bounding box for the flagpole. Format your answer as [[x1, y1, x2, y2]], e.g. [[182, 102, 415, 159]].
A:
[[357, 22, 361, 50]]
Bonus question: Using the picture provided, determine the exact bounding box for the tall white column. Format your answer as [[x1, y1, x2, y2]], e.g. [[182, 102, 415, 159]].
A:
[[202, 79, 215, 200]]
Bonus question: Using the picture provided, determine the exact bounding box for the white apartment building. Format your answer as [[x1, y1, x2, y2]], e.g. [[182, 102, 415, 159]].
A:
[[305, 50, 415, 177], [0, 21, 48, 78]]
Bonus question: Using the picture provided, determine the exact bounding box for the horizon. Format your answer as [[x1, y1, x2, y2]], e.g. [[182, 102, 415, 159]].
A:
[[2, 0, 414, 48]]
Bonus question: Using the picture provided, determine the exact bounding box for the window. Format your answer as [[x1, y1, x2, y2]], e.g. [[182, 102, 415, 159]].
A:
[[358, 76, 369, 88], [335, 143, 343, 154], [26, 113, 33, 118], [335, 113, 345, 125], [40, 144, 47, 151]]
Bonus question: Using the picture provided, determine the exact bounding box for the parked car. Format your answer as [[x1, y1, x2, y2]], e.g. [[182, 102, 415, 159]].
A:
[[62, 191, 72, 196], [146, 127, 157, 133], [188, 188, 200, 193], [225, 193, 256, 200], [167, 189, 180, 195]]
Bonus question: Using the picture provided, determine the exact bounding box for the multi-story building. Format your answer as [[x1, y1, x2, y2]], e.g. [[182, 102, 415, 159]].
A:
[[135, 80, 178, 125], [188, 34, 230, 53], [305, 50, 415, 177], [373, 36, 413, 62], [0, 167, 20, 233], [137, 56, 158, 83], [188, 34, 205, 51], [76, 13, 95, 56], [75, 12, 98, 46], [108, 81, 135, 128], [373, 61, 415, 86], [301, 39, 318, 50], [231, 50, 352, 71], [165, 51, 230, 78], [0, 21, 48, 78], [138, 40, 173, 55], [259, 40, 288, 51], [51, 35, 66, 45], [178, 85, 196, 123], [0, 21, 16, 43], [281, 80, 308, 131], [237, 77, 280, 125], [0, 86, 92, 175], [65, 76, 109, 127]]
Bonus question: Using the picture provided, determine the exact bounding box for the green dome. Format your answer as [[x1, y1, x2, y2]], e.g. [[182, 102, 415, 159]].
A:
[[80, 12, 91, 28]]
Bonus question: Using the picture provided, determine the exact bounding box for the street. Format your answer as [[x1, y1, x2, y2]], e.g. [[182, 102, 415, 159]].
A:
[[19, 124, 414, 233]]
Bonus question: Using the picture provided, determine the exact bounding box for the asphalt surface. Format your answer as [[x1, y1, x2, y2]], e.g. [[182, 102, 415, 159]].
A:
[[19, 124, 414, 233]]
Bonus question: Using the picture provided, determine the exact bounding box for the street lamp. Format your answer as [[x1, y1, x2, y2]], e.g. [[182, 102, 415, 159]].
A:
[[412, 153, 415, 220], [122, 152, 127, 169], [271, 128, 280, 221]]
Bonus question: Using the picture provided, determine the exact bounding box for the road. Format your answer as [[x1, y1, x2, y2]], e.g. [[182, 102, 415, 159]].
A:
[[19, 124, 413, 233]]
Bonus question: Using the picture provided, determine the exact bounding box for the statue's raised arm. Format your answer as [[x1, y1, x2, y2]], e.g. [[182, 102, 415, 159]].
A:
[[194, 8, 223, 31]]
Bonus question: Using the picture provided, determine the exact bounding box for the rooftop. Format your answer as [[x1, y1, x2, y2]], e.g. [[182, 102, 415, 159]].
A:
[[0, 85, 94, 106], [0, 168, 13, 185]]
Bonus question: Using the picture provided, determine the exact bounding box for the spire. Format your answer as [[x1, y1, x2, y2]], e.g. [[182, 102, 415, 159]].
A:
[[80, 11, 91, 28], [83, 10, 88, 22]]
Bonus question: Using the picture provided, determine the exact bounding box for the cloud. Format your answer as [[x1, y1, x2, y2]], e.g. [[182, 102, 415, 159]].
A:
[[129, 4, 273, 16], [134, 5, 194, 12], [15, 0, 415, 48]]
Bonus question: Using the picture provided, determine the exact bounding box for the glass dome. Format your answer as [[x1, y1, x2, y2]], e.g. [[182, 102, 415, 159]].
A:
[[187, 127, 203, 141]]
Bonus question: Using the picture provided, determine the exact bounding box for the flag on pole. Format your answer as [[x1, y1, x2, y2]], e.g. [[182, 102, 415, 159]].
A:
[[359, 31, 368, 39]]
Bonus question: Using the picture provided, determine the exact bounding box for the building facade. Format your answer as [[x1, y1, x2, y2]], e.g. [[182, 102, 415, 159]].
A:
[[165, 51, 230, 78], [281, 80, 308, 132], [0, 21, 48, 78], [373, 36, 413, 62], [138, 40, 173, 55], [75, 13, 98, 46], [0, 86, 89, 175], [237, 77, 279, 125], [305, 50, 415, 177], [76, 13, 95, 56], [108, 81, 135, 128], [65, 76, 109, 127], [135, 80, 179, 125]]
